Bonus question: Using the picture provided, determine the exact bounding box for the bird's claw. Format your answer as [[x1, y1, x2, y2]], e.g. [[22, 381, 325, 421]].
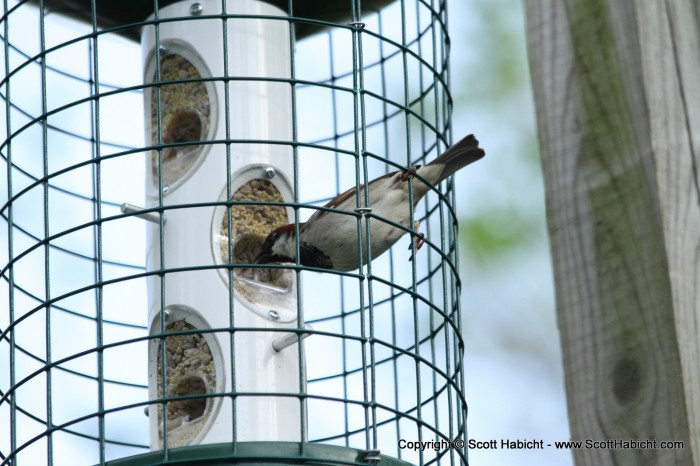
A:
[[408, 234, 426, 261], [400, 165, 420, 182], [408, 219, 425, 261]]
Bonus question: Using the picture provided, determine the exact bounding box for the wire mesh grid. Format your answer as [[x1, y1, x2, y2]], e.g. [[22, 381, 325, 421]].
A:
[[0, 0, 468, 465]]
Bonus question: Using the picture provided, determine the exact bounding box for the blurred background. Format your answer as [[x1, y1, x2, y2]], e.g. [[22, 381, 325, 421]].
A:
[[448, 0, 572, 465]]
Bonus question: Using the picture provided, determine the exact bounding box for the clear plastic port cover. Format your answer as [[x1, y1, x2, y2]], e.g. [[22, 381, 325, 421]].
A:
[[148, 305, 224, 447], [145, 41, 217, 194], [212, 165, 298, 322]]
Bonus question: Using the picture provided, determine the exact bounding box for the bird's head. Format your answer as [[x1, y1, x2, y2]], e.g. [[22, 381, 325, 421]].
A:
[[254, 224, 298, 265]]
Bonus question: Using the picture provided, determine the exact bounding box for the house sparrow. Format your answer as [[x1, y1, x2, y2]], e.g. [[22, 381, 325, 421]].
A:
[[255, 134, 485, 271]]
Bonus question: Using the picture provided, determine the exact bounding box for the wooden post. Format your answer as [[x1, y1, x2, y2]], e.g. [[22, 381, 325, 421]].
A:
[[523, 1, 700, 465]]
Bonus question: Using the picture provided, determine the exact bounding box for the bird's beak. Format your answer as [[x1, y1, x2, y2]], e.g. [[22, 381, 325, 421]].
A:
[[254, 249, 270, 264]]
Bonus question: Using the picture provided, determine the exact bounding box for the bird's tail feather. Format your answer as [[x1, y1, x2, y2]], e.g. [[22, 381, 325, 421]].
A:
[[428, 134, 485, 179]]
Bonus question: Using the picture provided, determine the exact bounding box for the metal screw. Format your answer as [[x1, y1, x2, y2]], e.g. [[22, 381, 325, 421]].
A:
[[348, 21, 366, 29], [268, 310, 280, 321], [162, 185, 170, 195], [162, 309, 171, 321], [158, 44, 168, 56], [190, 3, 203, 15], [354, 207, 372, 214], [264, 166, 276, 179]]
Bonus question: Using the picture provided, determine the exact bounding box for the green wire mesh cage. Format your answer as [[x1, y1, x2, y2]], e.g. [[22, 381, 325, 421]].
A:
[[0, 0, 469, 464]]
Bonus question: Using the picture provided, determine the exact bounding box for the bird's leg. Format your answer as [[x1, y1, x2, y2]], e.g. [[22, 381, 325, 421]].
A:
[[400, 165, 421, 182], [408, 220, 426, 261], [413, 221, 426, 251]]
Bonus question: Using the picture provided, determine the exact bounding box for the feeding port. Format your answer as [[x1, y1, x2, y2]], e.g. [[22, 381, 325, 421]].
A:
[[149, 306, 224, 449], [146, 43, 215, 191], [214, 175, 296, 321]]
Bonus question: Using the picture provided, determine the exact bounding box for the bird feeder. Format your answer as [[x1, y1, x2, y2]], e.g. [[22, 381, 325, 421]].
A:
[[141, 0, 300, 448], [1, 0, 469, 465]]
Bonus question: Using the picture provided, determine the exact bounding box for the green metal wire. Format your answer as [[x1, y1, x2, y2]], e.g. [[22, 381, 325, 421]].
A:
[[150, 2, 171, 459], [37, 1, 55, 463], [375, 10, 404, 458], [328, 27, 353, 451], [87, 0, 107, 462], [347, 6, 372, 455], [398, 3, 424, 463], [1, 0, 16, 462], [218, 0, 239, 457], [1, 1, 467, 464], [286, 0, 309, 455], [421, 1, 448, 462]]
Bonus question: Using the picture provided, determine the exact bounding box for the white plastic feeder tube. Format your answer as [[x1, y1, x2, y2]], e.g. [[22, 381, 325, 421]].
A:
[[142, 0, 301, 449]]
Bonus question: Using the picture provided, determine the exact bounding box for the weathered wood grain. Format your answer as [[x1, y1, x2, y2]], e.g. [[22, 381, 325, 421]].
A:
[[524, 1, 700, 465]]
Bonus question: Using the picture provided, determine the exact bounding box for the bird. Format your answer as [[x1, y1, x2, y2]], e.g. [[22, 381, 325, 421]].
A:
[[254, 134, 485, 272]]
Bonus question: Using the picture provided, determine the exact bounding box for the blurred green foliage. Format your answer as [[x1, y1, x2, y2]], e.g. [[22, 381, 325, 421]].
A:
[[452, 0, 546, 267], [460, 206, 540, 264], [447, 4, 569, 464], [453, 0, 530, 105]]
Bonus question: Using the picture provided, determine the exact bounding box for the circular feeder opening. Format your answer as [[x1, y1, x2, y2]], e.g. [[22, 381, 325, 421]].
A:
[[147, 45, 214, 192], [170, 374, 207, 422], [156, 319, 216, 448], [212, 172, 298, 322], [218, 178, 291, 290]]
